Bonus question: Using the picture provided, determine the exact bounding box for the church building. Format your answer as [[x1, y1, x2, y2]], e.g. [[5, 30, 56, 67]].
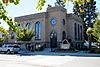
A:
[[10, 6, 84, 50]]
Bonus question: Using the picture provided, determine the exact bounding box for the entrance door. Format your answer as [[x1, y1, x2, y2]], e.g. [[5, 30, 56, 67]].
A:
[[50, 31, 57, 48]]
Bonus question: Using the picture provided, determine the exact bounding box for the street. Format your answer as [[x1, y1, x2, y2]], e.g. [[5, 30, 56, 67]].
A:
[[0, 54, 100, 67]]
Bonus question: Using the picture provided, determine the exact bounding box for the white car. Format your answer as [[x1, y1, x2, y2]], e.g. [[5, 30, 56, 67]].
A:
[[83, 41, 97, 48], [0, 44, 20, 54]]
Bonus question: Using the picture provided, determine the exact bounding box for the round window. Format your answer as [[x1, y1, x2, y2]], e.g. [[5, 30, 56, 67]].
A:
[[50, 18, 56, 25]]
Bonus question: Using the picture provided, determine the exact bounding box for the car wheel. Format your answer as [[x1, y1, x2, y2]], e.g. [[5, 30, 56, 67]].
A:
[[14, 52, 18, 54], [6, 50, 10, 54]]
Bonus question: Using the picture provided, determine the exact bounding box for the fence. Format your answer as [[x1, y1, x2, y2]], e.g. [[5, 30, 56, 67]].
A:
[[72, 41, 84, 50]]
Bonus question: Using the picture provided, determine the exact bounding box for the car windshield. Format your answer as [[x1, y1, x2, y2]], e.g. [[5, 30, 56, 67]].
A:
[[14, 46, 20, 48], [8, 46, 13, 47]]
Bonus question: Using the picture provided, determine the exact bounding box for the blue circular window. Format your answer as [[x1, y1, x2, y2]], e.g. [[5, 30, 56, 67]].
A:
[[50, 18, 56, 25]]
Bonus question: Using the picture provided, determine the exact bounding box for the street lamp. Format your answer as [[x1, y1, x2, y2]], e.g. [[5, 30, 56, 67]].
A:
[[86, 27, 93, 50]]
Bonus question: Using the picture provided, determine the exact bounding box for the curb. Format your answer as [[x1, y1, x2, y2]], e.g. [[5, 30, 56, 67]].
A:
[[19, 51, 100, 57]]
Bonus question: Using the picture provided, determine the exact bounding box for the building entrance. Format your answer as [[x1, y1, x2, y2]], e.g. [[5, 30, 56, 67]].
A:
[[50, 31, 57, 49]]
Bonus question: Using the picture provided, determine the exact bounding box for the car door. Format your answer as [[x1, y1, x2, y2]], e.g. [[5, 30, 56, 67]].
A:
[[3, 45, 7, 51]]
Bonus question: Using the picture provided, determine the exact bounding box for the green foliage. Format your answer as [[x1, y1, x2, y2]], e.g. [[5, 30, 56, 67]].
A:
[[0, 37, 5, 42], [55, 0, 65, 7], [0, 1, 19, 32], [93, 19, 100, 42], [36, 0, 89, 10], [86, 27, 93, 35], [16, 25, 34, 41], [0, 26, 10, 42], [36, 0, 46, 10], [0, 0, 34, 42], [2, 0, 20, 5], [73, 0, 97, 26], [73, 0, 97, 40]]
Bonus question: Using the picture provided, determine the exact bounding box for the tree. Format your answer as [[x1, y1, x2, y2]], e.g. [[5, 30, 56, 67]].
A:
[[86, 27, 93, 49], [84, 0, 96, 27], [73, 0, 97, 40], [36, 0, 91, 10], [0, 0, 19, 32], [73, 0, 97, 27], [15, 25, 34, 51], [0, 26, 10, 42], [16, 25, 34, 41], [93, 19, 100, 42]]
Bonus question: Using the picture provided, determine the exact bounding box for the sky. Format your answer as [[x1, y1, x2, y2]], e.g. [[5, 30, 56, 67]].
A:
[[0, 0, 100, 30]]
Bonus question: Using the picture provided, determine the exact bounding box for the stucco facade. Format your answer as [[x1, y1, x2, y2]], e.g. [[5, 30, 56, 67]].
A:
[[10, 6, 83, 49]]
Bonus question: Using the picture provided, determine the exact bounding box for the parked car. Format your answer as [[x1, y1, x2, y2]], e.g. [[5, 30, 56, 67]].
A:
[[83, 41, 97, 49], [95, 44, 100, 53], [0, 44, 20, 54]]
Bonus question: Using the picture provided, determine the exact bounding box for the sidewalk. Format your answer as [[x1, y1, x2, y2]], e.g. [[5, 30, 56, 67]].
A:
[[19, 50, 100, 57]]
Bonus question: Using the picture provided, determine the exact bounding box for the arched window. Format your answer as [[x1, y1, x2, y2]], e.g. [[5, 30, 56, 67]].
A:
[[74, 23, 77, 40], [78, 24, 80, 40], [50, 30, 57, 38], [26, 22, 31, 30], [80, 25, 82, 40], [62, 19, 65, 25], [18, 24, 20, 26], [18, 24, 21, 30], [11, 32, 14, 39], [35, 21, 41, 40]]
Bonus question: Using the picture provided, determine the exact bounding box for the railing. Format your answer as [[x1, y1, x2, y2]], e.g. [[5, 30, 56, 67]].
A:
[[72, 41, 84, 50]]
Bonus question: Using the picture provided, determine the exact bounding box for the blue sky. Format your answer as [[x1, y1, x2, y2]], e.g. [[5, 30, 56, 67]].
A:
[[0, 0, 100, 30]]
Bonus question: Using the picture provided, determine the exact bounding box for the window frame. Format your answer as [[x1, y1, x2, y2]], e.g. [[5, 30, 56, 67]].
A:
[[35, 21, 41, 40]]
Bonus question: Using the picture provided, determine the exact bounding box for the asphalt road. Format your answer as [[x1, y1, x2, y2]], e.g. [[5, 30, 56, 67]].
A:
[[0, 54, 100, 67]]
